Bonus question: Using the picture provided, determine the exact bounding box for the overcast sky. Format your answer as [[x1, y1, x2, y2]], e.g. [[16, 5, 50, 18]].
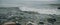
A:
[[0, 0, 58, 6]]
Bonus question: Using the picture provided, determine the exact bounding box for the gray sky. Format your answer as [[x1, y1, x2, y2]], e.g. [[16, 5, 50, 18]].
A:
[[0, 0, 58, 7]]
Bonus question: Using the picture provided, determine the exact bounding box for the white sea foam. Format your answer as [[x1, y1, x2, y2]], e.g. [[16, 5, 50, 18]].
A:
[[20, 6, 56, 14]]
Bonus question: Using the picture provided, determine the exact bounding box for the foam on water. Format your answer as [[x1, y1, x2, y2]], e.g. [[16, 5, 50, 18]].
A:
[[20, 6, 57, 14]]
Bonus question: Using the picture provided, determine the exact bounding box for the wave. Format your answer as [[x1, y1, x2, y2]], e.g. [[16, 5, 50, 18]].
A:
[[20, 6, 56, 14]]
